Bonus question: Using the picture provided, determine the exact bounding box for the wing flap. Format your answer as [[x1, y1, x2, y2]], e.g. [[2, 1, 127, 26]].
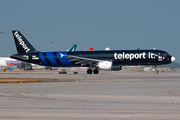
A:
[[65, 55, 102, 66]]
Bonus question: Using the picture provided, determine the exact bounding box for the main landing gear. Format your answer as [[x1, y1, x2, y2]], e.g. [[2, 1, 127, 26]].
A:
[[87, 69, 92, 74], [87, 68, 99, 74]]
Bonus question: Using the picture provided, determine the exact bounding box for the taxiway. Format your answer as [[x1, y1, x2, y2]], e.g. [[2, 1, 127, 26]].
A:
[[0, 71, 179, 120]]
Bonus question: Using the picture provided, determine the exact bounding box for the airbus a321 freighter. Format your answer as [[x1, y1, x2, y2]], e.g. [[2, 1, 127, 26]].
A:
[[10, 30, 175, 74]]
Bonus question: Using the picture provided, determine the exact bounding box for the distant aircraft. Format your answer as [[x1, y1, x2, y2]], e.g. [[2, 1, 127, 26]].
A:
[[10, 30, 175, 74], [67, 44, 77, 52], [68, 44, 93, 51], [0, 57, 21, 67], [87, 48, 94, 51], [0, 57, 34, 70], [0, 57, 48, 70]]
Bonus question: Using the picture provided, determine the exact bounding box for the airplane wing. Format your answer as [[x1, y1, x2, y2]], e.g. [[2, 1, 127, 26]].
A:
[[65, 55, 103, 66]]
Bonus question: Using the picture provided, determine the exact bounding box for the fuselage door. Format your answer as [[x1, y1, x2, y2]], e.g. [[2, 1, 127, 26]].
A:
[[158, 53, 162, 61]]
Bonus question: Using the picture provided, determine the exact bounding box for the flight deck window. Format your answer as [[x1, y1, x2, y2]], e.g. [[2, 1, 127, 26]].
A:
[[162, 53, 169, 56]]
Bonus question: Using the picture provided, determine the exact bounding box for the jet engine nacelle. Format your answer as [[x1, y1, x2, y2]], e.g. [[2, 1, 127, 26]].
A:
[[98, 61, 122, 71]]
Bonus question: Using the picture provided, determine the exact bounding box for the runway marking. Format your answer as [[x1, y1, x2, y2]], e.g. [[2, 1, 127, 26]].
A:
[[0, 82, 180, 91], [0, 111, 180, 115]]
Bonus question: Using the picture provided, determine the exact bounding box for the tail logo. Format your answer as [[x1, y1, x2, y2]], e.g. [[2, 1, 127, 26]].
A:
[[14, 31, 30, 53]]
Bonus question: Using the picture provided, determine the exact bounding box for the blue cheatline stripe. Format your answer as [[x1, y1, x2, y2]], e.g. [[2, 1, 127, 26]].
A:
[[46, 52, 59, 67], [39, 52, 48, 66], [56, 51, 74, 67]]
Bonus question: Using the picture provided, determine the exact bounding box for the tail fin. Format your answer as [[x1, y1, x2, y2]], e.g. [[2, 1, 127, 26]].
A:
[[67, 44, 77, 52], [87, 48, 94, 51], [12, 30, 37, 54]]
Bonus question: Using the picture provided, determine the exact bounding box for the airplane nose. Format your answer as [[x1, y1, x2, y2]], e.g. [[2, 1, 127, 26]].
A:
[[171, 56, 176, 63]]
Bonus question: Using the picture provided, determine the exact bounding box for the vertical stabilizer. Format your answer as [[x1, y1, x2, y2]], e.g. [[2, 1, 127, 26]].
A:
[[67, 44, 77, 52], [12, 30, 37, 54]]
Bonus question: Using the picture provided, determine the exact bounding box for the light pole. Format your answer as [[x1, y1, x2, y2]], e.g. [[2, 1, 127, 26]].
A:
[[26, 33, 30, 40], [49, 41, 53, 51], [0, 31, 4, 57]]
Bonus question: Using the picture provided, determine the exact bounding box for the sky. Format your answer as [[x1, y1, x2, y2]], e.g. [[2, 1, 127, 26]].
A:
[[0, 0, 180, 63]]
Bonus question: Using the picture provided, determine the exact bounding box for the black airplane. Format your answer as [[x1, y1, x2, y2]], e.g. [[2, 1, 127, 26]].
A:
[[10, 30, 175, 74]]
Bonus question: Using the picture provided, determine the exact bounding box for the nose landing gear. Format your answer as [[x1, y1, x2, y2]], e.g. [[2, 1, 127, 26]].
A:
[[154, 70, 158, 74], [154, 65, 158, 74]]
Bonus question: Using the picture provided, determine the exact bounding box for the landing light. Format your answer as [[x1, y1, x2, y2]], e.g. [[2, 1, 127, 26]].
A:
[[171, 56, 176, 63]]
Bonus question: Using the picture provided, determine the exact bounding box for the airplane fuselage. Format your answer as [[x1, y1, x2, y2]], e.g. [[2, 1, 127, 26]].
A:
[[0, 57, 22, 67], [10, 30, 175, 74], [11, 49, 172, 67]]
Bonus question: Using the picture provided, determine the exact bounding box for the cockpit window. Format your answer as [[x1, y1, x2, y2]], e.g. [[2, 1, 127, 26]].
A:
[[162, 53, 169, 56]]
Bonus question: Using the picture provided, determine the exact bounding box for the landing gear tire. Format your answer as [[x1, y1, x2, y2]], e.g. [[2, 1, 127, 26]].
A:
[[93, 69, 99, 74], [154, 70, 158, 74], [87, 69, 92, 74]]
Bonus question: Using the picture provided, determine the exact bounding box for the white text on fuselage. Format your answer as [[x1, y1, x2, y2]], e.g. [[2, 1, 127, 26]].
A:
[[114, 52, 157, 60], [14, 31, 30, 53]]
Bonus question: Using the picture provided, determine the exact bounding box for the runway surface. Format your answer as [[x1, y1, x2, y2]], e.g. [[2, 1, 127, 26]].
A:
[[0, 71, 180, 120]]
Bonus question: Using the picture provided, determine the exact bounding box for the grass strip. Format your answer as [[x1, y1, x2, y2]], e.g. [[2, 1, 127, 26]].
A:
[[0, 77, 57, 83]]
